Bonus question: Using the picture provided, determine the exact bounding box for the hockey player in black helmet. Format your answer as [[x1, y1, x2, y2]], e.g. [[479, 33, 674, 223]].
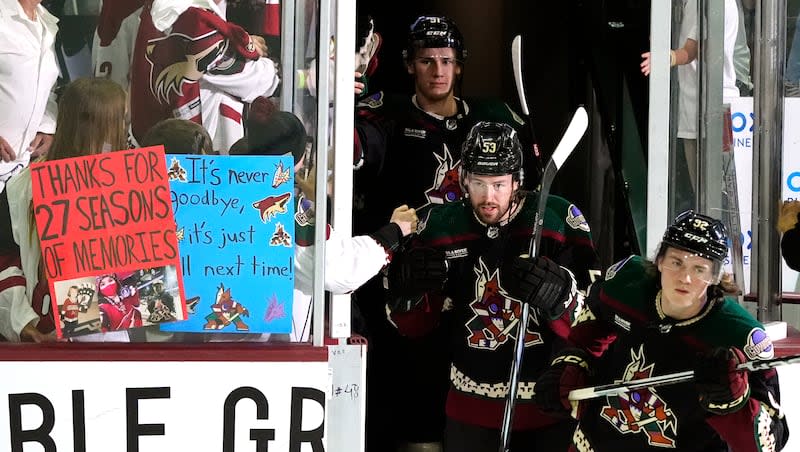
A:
[[534, 210, 788, 451], [383, 121, 600, 451], [352, 14, 536, 452]]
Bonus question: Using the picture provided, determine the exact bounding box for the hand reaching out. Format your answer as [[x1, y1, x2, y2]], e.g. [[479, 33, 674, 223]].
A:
[[390, 204, 418, 236]]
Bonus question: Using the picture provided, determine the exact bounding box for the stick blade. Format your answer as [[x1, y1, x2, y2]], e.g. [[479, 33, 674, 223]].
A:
[[550, 107, 588, 170], [511, 35, 529, 116]]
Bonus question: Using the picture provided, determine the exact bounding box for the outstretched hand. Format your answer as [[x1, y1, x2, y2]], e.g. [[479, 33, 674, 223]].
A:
[[390, 205, 418, 236]]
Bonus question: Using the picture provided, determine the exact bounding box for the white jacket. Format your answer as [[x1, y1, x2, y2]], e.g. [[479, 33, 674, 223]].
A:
[[0, 0, 59, 190]]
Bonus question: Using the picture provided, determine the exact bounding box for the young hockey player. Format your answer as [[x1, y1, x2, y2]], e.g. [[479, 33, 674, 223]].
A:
[[534, 210, 788, 451], [385, 121, 600, 451]]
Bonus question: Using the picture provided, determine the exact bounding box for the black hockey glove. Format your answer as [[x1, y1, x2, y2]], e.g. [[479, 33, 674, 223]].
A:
[[694, 347, 750, 415], [501, 255, 572, 319], [386, 247, 448, 301], [534, 348, 593, 418]]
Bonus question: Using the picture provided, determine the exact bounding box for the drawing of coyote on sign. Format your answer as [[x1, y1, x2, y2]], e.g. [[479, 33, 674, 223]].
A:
[[203, 284, 250, 331]]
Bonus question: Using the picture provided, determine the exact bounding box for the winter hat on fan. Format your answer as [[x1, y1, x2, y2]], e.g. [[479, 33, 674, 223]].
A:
[[231, 96, 307, 163]]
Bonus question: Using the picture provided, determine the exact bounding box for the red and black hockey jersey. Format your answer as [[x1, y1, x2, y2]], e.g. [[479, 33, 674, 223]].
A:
[[568, 255, 788, 451], [389, 193, 601, 431], [353, 92, 531, 236]]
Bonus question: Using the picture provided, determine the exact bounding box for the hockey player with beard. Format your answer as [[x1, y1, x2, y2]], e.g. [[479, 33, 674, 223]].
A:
[[533, 211, 788, 451], [385, 122, 600, 451], [128, 0, 279, 150], [353, 15, 535, 451]]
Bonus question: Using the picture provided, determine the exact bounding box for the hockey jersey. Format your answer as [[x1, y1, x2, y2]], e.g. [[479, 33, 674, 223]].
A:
[[568, 255, 787, 451], [354, 92, 531, 236], [389, 193, 600, 431], [93, 0, 145, 89], [129, 0, 280, 150]]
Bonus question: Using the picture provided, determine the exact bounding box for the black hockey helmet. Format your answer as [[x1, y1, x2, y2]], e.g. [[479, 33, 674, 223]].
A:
[[403, 15, 467, 62], [659, 210, 729, 263], [460, 121, 523, 184]]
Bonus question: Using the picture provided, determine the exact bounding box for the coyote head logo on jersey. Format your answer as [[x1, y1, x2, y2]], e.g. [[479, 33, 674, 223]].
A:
[[145, 30, 226, 104], [466, 259, 543, 350], [600, 345, 677, 447], [425, 145, 464, 206]]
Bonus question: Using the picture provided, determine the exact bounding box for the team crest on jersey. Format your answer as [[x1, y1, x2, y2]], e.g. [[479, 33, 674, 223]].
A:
[[743, 327, 774, 360], [605, 255, 634, 281], [601, 345, 678, 448], [566, 204, 590, 232], [357, 92, 384, 109], [146, 30, 227, 104], [424, 145, 464, 206], [465, 259, 543, 351]]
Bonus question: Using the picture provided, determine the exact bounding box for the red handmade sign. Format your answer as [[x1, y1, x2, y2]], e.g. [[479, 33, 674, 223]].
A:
[[30, 146, 186, 338]]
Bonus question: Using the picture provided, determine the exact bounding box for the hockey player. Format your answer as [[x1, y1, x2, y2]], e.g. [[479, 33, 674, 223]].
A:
[[353, 15, 534, 450], [534, 210, 788, 451], [128, 0, 279, 150], [385, 122, 600, 451]]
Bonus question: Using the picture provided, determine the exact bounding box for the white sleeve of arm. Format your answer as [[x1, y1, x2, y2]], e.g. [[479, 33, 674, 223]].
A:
[[323, 231, 390, 294], [293, 228, 390, 296], [0, 267, 38, 342], [203, 57, 281, 103]]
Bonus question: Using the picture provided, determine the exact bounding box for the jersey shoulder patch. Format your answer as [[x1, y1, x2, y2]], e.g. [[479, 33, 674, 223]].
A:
[[743, 327, 775, 360], [605, 255, 635, 281], [705, 299, 774, 360], [566, 204, 590, 232]]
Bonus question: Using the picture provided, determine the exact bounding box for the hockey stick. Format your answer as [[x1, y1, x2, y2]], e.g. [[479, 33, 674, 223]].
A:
[[567, 353, 800, 401], [512, 35, 544, 183], [500, 106, 589, 452]]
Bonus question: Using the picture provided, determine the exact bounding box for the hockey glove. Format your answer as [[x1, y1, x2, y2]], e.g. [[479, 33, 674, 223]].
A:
[[694, 347, 750, 415], [534, 348, 593, 418], [387, 247, 448, 301], [502, 255, 572, 319]]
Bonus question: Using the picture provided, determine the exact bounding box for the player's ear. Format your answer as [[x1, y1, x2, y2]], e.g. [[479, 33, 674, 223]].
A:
[[407, 63, 415, 76]]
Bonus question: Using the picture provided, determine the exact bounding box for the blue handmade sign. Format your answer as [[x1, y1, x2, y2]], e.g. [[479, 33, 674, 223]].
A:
[[161, 155, 295, 334]]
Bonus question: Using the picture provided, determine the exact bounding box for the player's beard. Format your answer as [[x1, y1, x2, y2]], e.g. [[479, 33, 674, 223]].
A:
[[473, 196, 515, 226]]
